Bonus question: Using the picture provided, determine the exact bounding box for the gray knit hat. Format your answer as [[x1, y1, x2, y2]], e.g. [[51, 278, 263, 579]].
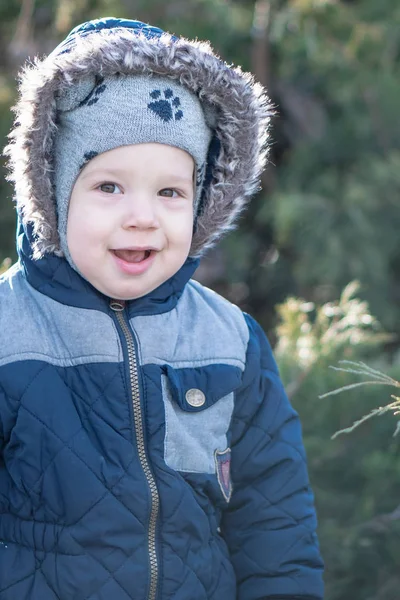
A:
[[54, 73, 213, 260]]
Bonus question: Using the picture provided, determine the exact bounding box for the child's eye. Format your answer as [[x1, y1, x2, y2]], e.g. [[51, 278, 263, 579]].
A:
[[158, 188, 180, 198], [98, 183, 122, 194]]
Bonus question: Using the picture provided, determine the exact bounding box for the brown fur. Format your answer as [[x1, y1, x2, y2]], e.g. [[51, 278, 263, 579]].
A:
[[4, 27, 273, 259]]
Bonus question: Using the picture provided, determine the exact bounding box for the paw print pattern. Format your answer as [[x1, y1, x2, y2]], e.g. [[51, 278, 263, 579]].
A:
[[79, 77, 107, 108], [148, 89, 184, 122], [80, 150, 98, 170]]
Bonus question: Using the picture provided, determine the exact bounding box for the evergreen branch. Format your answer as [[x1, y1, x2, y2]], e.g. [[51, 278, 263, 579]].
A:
[[337, 360, 400, 385], [332, 402, 400, 439], [319, 380, 396, 400], [328, 366, 391, 383]]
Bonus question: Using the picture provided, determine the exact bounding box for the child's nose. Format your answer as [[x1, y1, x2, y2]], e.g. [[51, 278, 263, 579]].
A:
[[122, 196, 160, 230]]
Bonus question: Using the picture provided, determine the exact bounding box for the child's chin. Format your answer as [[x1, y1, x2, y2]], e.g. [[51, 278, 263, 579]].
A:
[[104, 281, 159, 302]]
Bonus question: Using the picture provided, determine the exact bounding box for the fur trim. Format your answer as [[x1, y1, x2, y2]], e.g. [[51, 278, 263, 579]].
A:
[[4, 26, 272, 259]]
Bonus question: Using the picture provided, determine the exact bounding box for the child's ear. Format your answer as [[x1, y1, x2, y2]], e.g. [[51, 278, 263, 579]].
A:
[[56, 74, 97, 112]]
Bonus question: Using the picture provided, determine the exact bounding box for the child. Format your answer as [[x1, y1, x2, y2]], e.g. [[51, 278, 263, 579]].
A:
[[0, 17, 324, 600]]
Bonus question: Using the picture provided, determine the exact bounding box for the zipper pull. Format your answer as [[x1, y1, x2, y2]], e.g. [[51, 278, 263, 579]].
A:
[[110, 299, 126, 312]]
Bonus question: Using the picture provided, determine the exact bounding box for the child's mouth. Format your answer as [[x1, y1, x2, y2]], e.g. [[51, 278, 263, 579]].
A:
[[112, 249, 152, 263], [111, 248, 156, 276]]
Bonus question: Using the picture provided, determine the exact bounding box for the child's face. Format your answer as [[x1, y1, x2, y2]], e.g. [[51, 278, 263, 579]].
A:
[[67, 143, 195, 300]]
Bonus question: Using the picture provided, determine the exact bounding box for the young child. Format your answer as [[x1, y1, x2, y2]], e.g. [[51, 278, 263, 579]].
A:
[[0, 17, 324, 600]]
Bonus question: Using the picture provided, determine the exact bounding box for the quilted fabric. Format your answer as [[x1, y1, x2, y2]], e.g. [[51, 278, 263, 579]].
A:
[[223, 316, 324, 600], [0, 248, 324, 600]]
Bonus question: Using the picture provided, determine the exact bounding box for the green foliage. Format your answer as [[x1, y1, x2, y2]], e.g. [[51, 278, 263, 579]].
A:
[[276, 282, 400, 600], [275, 281, 391, 396], [321, 361, 400, 439], [276, 0, 400, 332], [239, 0, 400, 333]]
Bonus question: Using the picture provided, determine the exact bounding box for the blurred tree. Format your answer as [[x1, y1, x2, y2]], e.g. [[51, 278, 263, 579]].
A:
[[275, 282, 400, 600], [247, 0, 400, 336]]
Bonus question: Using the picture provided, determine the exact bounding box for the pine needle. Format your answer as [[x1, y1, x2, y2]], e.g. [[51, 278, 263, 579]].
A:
[[393, 421, 400, 437], [336, 360, 400, 385], [332, 402, 400, 439], [328, 366, 391, 383], [319, 380, 395, 400]]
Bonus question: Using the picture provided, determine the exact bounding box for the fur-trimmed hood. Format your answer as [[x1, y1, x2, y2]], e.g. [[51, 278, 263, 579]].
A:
[[5, 17, 272, 259]]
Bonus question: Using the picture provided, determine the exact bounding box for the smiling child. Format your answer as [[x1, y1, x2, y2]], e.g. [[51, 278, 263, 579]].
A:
[[0, 17, 324, 600]]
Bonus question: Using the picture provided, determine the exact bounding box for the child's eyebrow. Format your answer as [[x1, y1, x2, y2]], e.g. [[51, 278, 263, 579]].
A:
[[80, 168, 193, 185], [79, 168, 127, 181]]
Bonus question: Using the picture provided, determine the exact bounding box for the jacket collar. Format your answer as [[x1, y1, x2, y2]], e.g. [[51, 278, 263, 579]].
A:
[[18, 221, 199, 316]]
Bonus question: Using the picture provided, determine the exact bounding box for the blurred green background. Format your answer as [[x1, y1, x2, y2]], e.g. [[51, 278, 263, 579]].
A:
[[1, 1, 400, 598]]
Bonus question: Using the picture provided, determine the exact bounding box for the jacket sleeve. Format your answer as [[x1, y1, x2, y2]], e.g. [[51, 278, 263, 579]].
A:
[[221, 314, 324, 600]]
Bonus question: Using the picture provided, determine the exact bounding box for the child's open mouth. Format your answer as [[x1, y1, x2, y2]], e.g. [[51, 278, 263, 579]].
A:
[[113, 249, 152, 263], [111, 248, 157, 275]]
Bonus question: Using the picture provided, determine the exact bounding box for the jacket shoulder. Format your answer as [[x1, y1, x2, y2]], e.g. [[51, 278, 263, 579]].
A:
[[187, 280, 249, 341], [184, 285, 278, 375], [0, 263, 121, 368], [132, 279, 251, 370], [0, 262, 26, 320], [0, 264, 34, 365]]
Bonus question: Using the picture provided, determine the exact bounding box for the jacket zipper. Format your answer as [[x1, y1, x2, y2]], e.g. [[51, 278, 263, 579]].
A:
[[110, 299, 159, 600]]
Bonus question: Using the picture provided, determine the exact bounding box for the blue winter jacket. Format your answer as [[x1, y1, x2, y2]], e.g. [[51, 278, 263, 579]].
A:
[[0, 17, 324, 600], [0, 229, 324, 600]]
